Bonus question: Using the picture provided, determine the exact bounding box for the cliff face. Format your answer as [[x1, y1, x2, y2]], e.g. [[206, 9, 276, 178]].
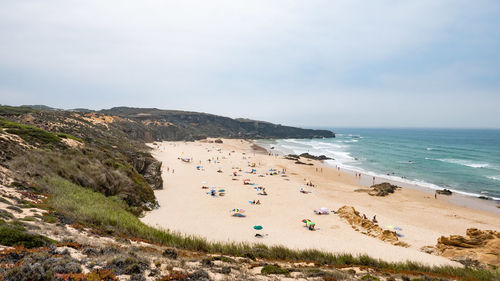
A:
[[99, 107, 335, 141]]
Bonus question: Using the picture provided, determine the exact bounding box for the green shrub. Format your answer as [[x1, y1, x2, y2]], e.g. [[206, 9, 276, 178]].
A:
[[42, 213, 58, 224], [0, 197, 12, 205], [0, 105, 33, 115], [56, 132, 83, 142], [0, 209, 14, 220], [0, 117, 60, 145], [361, 274, 380, 281], [0, 223, 55, 248], [261, 265, 290, 275], [7, 205, 23, 213]]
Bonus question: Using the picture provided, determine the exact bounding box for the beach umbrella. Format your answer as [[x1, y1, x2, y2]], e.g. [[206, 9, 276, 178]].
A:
[[218, 189, 226, 192], [231, 208, 245, 213], [301, 219, 311, 223], [306, 221, 315, 226], [233, 213, 246, 217], [253, 225, 263, 230]]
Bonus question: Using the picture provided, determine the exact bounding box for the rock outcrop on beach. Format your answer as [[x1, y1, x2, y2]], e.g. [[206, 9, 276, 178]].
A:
[[368, 182, 401, 197], [284, 153, 331, 164], [299, 153, 333, 161], [426, 228, 500, 267], [436, 189, 453, 195], [336, 206, 408, 247]]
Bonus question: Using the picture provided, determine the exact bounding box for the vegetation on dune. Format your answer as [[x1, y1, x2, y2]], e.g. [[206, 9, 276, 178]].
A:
[[42, 177, 499, 281], [12, 149, 156, 210], [0, 105, 33, 116], [56, 132, 83, 142], [0, 219, 55, 248], [261, 264, 290, 275], [1, 107, 162, 208], [0, 117, 62, 146]]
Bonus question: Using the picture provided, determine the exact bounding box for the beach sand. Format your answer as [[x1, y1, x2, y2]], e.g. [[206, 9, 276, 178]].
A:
[[142, 139, 500, 266]]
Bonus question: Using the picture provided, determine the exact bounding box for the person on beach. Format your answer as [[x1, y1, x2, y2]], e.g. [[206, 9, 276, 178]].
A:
[[308, 222, 316, 231], [372, 176, 375, 184], [372, 215, 377, 223]]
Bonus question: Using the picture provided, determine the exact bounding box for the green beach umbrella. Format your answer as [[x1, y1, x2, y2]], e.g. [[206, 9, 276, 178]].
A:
[[253, 225, 263, 230]]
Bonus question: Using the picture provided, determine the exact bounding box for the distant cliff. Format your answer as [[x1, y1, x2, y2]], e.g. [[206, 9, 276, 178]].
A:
[[99, 107, 335, 141]]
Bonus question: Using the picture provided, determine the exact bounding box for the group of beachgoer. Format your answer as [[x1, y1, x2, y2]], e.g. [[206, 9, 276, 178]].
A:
[[190, 141, 389, 238]]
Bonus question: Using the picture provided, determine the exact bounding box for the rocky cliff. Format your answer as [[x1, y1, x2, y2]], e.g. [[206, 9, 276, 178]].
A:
[[99, 107, 335, 141]]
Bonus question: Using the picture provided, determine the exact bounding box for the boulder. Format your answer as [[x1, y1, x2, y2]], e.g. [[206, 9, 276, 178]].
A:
[[285, 154, 300, 160], [214, 139, 223, 143], [368, 182, 400, 197], [299, 153, 332, 161], [294, 160, 313, 166], [436, 189, 452, 195]]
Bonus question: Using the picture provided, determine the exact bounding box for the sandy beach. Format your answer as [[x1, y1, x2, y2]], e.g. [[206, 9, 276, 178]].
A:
[[142, 139, 500, 266]]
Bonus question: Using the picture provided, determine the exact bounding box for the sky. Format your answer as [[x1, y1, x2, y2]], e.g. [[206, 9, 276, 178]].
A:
[[1, 0, 499, 128]]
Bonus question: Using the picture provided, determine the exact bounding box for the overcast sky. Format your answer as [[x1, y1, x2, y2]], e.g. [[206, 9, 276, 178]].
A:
[[1, 1, 499, 128]]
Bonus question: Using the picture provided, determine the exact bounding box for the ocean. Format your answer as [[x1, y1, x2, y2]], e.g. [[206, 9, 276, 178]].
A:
[[256, 128, 500, 201]]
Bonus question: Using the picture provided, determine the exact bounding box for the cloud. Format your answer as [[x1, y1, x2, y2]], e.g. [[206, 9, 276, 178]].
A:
[[0, 0, 499, 127]]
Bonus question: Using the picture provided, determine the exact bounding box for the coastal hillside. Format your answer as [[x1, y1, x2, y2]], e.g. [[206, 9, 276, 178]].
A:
[[0, 105, 498, 280], [98, 107, 335, 141]]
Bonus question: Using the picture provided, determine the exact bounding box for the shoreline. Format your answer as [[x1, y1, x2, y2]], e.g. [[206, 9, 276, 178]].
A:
[[255, 140, 500, 215], [142, 139, 499, 267]]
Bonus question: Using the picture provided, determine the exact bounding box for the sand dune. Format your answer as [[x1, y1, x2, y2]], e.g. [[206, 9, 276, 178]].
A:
[[142, 139, 500, 266]]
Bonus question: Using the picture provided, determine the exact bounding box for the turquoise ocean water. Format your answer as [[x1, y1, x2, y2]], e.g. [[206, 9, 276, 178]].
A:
[[257, 128, 500, 201]]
